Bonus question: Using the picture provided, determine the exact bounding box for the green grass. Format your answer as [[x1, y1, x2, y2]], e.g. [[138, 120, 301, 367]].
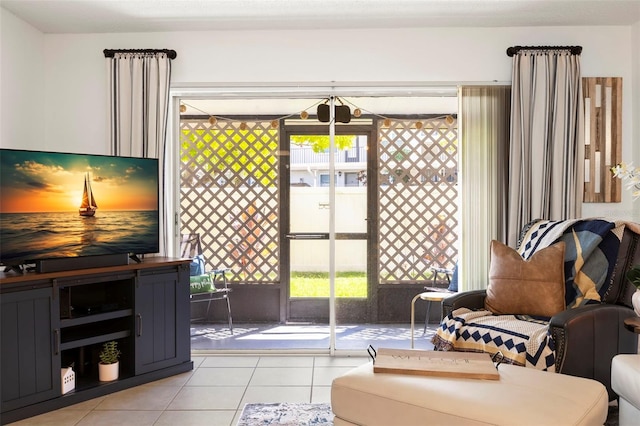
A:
[[290, 271, 367, 298]]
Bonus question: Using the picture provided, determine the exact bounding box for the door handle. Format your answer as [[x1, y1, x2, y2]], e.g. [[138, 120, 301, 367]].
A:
[[285, 233, 328, 240], [137, 314, 143, 336], [53, 329, 60, 355]]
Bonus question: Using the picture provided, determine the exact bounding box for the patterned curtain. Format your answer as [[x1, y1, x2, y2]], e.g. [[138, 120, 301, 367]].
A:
[[459, 86, 511, 291], [507, 48, 584, 247], [106, 50, 174, 256]]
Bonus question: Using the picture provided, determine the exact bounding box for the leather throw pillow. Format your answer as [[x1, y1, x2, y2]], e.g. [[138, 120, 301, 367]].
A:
[[485, 240, 566, 317]]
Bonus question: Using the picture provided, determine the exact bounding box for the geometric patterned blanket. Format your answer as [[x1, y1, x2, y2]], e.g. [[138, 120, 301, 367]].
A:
[[432, 308, 556, 371], [517, 219, 623, 308]]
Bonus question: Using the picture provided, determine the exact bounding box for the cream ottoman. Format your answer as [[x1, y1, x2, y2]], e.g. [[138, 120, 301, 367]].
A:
[[331, 362, 608, 426], [612, 354, 640, 426]]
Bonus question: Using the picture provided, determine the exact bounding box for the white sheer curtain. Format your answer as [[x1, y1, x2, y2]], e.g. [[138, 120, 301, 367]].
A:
[[507, 49, 584, 247], [106, 50, 173, 256], [459, 86, 511, 291]]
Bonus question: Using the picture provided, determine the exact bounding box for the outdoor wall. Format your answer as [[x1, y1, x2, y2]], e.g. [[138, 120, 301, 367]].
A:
[[290, 187, 367, 272], [1, 6, 638, 222]]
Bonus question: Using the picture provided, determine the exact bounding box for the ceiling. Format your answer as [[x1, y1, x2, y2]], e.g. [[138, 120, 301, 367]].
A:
[[2, 0, 640, 34]]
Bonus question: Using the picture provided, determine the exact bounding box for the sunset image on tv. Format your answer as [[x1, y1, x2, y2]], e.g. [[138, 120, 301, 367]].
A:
[[0, 149, 160, 264]]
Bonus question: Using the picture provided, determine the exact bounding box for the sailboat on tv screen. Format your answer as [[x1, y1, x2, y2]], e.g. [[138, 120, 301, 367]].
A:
[[79, 172, 98, 216]]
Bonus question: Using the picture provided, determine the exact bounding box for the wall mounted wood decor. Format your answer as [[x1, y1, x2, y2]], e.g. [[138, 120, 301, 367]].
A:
[[582, 77, 622, 203]]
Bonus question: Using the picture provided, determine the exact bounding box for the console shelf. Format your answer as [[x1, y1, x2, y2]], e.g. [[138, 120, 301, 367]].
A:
[[0, 257, 192, 424], [60, 330, 131, 351], [60, 309, 133, 327]]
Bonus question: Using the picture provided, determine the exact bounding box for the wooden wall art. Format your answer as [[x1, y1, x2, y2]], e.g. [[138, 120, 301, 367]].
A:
[[582, 77, 622, 203]]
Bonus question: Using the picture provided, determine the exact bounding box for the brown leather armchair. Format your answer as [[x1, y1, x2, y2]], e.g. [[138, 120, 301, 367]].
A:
[[442, 223, 639, 400]]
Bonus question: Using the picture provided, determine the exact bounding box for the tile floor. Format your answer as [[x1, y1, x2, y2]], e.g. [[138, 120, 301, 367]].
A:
[[190, 323, 438, 351], [8, 355, 370, 426]]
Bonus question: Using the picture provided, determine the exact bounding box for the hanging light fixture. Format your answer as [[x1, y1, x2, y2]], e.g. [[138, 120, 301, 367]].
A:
[[239, 122, 248, 131], [270, 120, 279, 129], [415, 121, 423, 130], [179, 104, 187, 113], [353, 108, 362, 118], [446, 115, 455, 125], [208, 116, 217, 125], [300, 110, 309, 120]]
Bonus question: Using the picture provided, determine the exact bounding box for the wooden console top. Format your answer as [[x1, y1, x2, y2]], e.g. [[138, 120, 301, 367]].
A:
[[624, 316, 640, 334], [0, 257, 190, 285]]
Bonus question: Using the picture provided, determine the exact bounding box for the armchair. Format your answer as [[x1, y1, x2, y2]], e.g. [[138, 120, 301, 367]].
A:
[[436, 219, 640, 400]]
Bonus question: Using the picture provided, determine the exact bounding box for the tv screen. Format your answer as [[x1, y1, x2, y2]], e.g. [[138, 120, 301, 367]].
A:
[[0, 148, 159, 268]]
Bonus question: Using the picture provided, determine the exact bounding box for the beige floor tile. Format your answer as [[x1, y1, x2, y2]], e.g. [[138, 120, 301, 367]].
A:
[[186, 367, 254, 386], [257, 356, 315, 368], [311, 385, 333, 403], [167, 386, 245, 410], [7, 408, 89, 425], [145, 370, 194, 387], [249, 367, 312, 386], [76, 410, 161, 425], [191, 356, 206, 368], [240, 386, 311, 404], [312, 366, 355, 386], [200, 356, 259, 368], [155, 409, 236, 426], [94, 385, 181, 411], [232, 409, 243, 426], [60, 395, 106, 411], [313, 356, 369, 367]]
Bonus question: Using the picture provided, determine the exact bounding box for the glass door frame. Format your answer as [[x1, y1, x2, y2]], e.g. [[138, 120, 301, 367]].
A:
[[280, 116, 378, 350]]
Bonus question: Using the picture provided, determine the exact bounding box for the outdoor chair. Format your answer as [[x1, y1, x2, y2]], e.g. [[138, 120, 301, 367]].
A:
[[433, 218, 640, 400], [180, 233, 233, 333]]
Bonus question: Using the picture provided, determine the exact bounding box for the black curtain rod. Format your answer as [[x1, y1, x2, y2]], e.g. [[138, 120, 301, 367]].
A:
[[104, 49, 177, 59], [506, 45, 582, 57]]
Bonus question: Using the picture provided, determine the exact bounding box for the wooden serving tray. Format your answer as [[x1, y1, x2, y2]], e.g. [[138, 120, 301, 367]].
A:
[[373, 348, 500, 380]]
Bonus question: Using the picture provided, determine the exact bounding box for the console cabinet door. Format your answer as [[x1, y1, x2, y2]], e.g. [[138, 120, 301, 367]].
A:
[[135, 268, 190, 374], [1, 287, 60, 413]]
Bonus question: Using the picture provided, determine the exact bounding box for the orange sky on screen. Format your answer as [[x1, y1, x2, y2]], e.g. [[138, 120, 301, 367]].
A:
[[1, 178, 156, 213]]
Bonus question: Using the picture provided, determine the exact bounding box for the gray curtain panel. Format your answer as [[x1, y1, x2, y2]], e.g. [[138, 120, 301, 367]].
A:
[[459, 85, 511, 291], [507, 49, 584, 247], [106, 51, 173, 256]]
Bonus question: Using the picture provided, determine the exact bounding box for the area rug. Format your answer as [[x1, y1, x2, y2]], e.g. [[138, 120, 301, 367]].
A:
[[237, 402, 333, 426]]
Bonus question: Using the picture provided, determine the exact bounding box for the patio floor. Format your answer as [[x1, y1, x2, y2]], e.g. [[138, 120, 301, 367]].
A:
[[190, 323, 438, 353]]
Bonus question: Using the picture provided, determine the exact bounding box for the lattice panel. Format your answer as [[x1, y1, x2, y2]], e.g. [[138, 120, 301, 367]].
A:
[[180, 119, 280, 282], [378, 118, 458, 283]]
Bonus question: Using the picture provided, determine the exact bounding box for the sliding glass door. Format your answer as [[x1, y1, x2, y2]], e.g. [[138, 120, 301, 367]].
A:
[[284, 121, 373, 351]]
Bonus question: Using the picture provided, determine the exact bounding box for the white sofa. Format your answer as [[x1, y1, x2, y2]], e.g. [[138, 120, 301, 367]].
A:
[[612, 354, 640, 426]]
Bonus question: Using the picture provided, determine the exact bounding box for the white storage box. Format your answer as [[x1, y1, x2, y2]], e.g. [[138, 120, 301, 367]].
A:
[[61, 367, 75, 394]]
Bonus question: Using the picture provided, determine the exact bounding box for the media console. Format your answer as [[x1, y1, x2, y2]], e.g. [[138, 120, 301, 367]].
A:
[[0, 257, 193, 424]]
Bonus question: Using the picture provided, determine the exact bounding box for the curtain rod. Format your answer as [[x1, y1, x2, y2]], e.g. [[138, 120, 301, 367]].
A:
[[506, 46, 582, 57], [103, 49, 177, 59]]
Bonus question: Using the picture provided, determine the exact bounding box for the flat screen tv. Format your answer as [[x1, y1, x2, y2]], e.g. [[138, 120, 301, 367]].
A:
[[0, 148, 160, 272]]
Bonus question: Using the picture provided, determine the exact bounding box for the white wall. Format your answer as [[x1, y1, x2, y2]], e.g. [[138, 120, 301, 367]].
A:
[[1, 7, 638, 220], [1, 8, 45, 151]]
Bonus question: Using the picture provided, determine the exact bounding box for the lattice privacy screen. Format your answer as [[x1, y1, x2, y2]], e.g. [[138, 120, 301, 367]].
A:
[[180, 119, 280, 282], [378, 118, 458, 283]]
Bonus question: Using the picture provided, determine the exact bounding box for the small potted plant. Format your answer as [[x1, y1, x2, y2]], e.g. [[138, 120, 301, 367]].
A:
[[98, 341, 120, 382]]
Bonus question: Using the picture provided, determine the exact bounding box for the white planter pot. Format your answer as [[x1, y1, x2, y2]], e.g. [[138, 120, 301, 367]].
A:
[[632, 289, 640, 317], [99, 361, 119, 382]]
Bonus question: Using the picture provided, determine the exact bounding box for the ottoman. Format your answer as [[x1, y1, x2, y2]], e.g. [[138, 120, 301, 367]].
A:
[[611, 354, 640, 426], [331, 362, 608, 426]]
